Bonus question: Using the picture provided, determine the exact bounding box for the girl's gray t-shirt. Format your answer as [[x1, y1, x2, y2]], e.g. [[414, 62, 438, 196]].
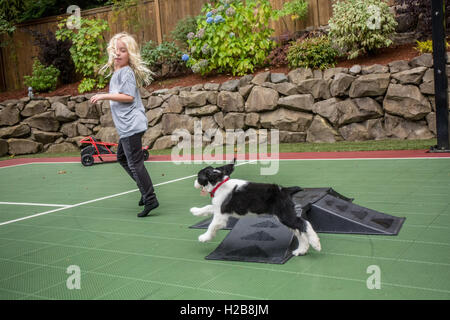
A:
[[109, 66, 148, 138]]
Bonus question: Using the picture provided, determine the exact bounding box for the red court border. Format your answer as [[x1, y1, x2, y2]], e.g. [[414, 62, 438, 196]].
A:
[[1, 149, 449, 168]]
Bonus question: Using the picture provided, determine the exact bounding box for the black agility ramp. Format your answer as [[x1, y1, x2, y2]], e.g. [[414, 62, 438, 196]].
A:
[[191, 187, 405, 264], [189, 216, 238, 230], [205, 215, 295, 264], [292, 188, 406, 235]]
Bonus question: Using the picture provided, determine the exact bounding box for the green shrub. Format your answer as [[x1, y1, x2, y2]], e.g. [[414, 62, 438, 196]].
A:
[[23, 59, 60, 92], [141, 40, 188, 79], [287, 36, 338, 70], [184, 0, 275, 76], [170, 16, 198, 50], [328, 0, 397, 59], [56, 17, 109, 93]]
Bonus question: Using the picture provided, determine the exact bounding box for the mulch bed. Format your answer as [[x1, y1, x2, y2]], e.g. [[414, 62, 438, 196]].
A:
[[0, 43, 425, 103]]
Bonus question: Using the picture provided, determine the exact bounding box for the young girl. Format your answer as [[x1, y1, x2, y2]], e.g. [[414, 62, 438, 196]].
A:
[[90, 32, 158, 218]]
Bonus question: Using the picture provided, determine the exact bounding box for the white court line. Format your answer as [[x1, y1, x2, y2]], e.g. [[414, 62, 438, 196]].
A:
[[0, 202, 70, 207], [0, 160, 253, 227]]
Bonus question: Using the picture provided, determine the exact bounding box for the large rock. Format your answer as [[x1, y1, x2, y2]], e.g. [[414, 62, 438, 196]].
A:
[[0, 124, 30, 138], [365, 118, 387, 140], [410, 54, 433, 68], [161, 113, 196, 135], [244, 113, 260, 128], [339, 122, 370, 141], [31, 129, 63, 144], [391, 67, 427, 85], [217, 91, 244, 112], [179, 91, 214, 107], [7, 138, 42, 155], [361, 64, 389, 75], [296, 79, 331, 100], [223, 113, 245, 130], [279, 131, 306, 143], [60, 121, 78, 138], [251, 71, 270, 85], [21, 100, 50, 117], [142, 123, 163, 148], [220, 79, 240, 91], [277, 94, 314, 112], [75, 101, 101, 119], [330, 73, 355, 97], [306, 115, 342, 143], [148, 96, 164, 109], [22, 111, 60, 132], [388, 60, 411, 73], [146, 107, 164, 126], [349, 73, 390, 97], [100, 112, 115, 127], [323, 67, 348, 80], [272, 82, 298, 96], [352, 97, 384, 120], [0, 105, 21, 126], [165, 95, 184, 114], [245, 86, 279, 112], [288, 68, 313, 84], [383, 84, 431, 120], [185, 104, 219, 116], [96, 127, 119, 143], [46, 142, 79, 153], [313, 98, 341, 125], [152, 135, 178, 150], [259, 108, 313, 132], [384, 114, 434, 139], [53, 102, 77, 122]]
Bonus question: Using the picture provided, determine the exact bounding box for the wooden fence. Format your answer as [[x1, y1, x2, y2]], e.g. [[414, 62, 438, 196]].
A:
[[0, 0, 335, 92]]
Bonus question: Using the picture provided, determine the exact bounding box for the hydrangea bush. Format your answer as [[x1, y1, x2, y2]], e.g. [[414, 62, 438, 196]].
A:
[[328, 0, 397, 59], [183, 0, 275, 76]]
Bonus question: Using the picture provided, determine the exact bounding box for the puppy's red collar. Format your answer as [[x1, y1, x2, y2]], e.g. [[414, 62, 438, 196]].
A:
[[210, 177, 230, 198]]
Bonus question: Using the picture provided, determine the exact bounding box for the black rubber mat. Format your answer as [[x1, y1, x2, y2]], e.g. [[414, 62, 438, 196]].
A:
[[205, 215, 295, 264]]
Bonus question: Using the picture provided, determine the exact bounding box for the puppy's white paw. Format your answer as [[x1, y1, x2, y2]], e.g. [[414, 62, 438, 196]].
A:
[[292, 247, 307, 256], [309, 236, 322, 252], [190, 207, 201, 216], [293, 241, 309, 256], [198, 233, 212, 242]]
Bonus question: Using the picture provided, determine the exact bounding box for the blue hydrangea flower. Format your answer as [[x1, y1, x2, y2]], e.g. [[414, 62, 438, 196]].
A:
[[182, 54, 189, 62], [214, 15, 224, 23], [206, 11, 213, 18], [206, 17, 214, 24]]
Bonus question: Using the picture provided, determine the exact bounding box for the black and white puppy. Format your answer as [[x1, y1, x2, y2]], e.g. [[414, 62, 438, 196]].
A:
[[190, 160, 321, 256]]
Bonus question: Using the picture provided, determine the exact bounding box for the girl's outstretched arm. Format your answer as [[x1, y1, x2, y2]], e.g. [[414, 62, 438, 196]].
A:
[[90, 93, 133, 104]]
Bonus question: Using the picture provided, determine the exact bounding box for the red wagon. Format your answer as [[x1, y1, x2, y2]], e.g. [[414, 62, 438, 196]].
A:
[[80, 136, 149, 166]]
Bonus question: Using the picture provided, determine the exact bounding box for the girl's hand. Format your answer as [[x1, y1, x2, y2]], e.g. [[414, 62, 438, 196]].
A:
[[90, 94, 107, 104]]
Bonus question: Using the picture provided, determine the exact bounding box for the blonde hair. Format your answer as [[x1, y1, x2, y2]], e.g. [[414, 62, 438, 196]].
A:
[[100, 32, 154, 87]]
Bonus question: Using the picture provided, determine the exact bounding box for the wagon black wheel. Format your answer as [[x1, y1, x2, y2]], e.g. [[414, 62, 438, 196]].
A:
[[143, 149, 149, 161], [81, 154, 94, 166]]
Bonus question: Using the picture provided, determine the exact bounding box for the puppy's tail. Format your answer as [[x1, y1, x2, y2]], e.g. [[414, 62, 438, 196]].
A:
[[281, 186, 303, 196]]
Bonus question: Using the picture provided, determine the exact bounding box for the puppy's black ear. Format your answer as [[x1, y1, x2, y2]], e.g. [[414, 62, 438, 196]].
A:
[[216, 159, 235, 177]]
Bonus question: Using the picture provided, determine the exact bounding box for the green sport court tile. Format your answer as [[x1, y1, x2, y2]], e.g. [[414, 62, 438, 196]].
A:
[[0, 158, 449, 300]]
